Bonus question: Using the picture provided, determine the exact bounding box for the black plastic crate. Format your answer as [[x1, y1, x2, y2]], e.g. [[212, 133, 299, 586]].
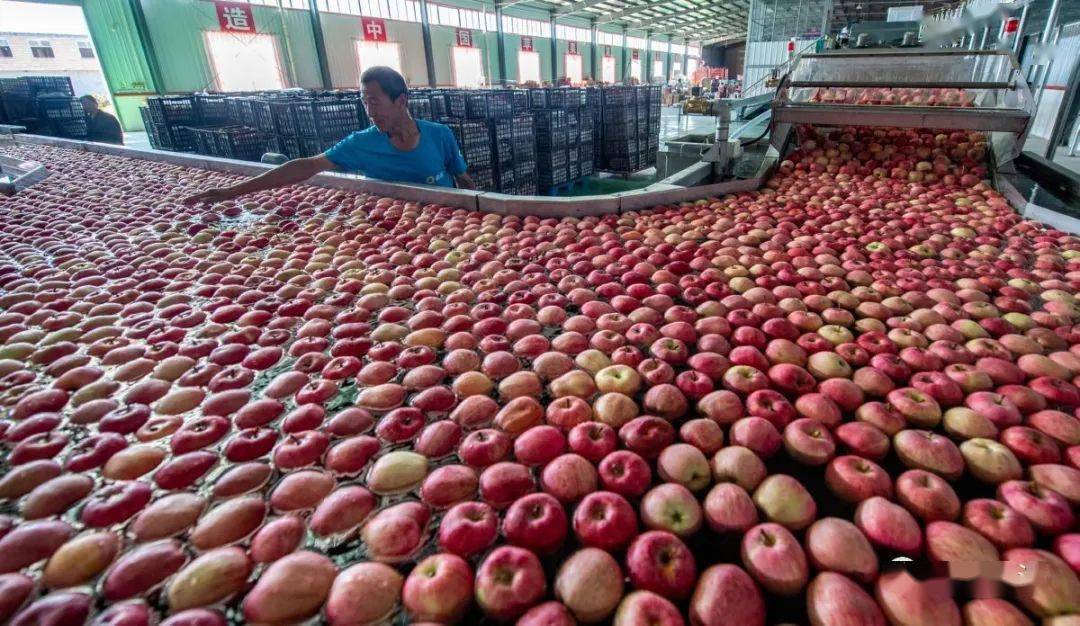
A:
[[429, 92, 448, 118], [534, 109, 567, 130], [168, 125, 199, 152], [268, 100, 299, 136], [195, 94, 230, 125], [536, 128, 568, 150], [294, 99, 363, 141], [469, 164, 495, 191], [213, 126, 267, 161], [408, 96, 432, 120], [446, 91, 468, 118], [465, 90, 513, 119], [251, 99, 276, 133], [36, 97, 87, 139], [139, 107, 171, 150], [527, 88, 548, 110], [511, 90, 528, 112], [147, 96, 196, 125], [602, 123, 636, 141]]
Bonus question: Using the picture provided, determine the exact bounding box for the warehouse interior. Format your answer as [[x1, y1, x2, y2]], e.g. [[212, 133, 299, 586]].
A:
[[3, 0, 1080, 624]]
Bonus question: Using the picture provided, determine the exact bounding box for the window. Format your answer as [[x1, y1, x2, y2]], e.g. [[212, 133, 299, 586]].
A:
[[452, 46, 485, 87], [670, 43, 686, 56], [687, 57, 699, 78], [687, 44, 701, 57], [78, 40, 95, 58], [503, 15, 548, 37], [602, 55, 615, 83], [630, 58, 641, 81], [430, 3, 489, 30], [556, 24, 591, 42], [564, 53, 582, 84], [651, 40, 669, 53], [357, 40, 403, 79], [29, 39, 54, 58], [671, 61, 682, 79], [0, 38, 12, 58], [597, 31, 621, 46], [518, 50, 541, 83], [205, 31, 286, 91], [653, 58, 664, 80], [626, 36, 647, 50]]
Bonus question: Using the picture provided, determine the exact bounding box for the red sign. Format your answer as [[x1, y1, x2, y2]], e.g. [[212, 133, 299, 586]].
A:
[[604, 45, 612, 57], [567, 41, 579, 55], [215, 1, 256, 33], [456, 28, 473, 47], [631, 49, 639, 60], [520, 36, 533, 52], [1004, 17, 1020, 33], [361, 17, 388, 42]]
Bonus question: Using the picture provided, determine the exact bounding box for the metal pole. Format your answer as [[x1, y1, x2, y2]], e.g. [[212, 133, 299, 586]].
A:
[[664, 35, 671, 82], [1012, 3, 1028, 54], [550, 12, 559, 82], [978, 25, 989, 50], [1041, 0, 1062, 43], [591, 20, 598, 80], [681, 37, 689, 80], [622, 26, 629, 83], [495, 1, 508, 85], [1044, 48, 1080, 160], [644, 30, 652, 83], [307, 0, 333, 89], [418, 0, 437, 87]]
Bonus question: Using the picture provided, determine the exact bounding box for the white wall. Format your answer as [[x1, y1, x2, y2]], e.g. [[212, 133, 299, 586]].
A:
[[320, 13, 428, 87]]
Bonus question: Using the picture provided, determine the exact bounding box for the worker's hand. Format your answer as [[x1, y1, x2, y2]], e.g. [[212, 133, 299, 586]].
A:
[[181, 187, 235, 206]]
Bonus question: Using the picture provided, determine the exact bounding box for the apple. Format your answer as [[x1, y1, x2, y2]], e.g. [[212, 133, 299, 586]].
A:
[[1003, 548, 1080, 617], [614, 591, 684, 626], [598, 450, 652, 497], [439, 501, 497, 557], [572, 491, 637, 551], [824, 455, 892, 503], [962, 498, 1035, 550], [689, 565, 765, 626], [402, 553, 473, 623], [805, 517, 878, 583], [997, 480, 1075, 535], [711, 445, 767, 491], [555, 548, 624, 623], [640, 483, 703, 538], [657, 443, 711, 491], [854, 496, 923, 556], [875, 570, 961, 626], [704, 482, 758, 534], [896, 469, 961, 522], [960, 438, 1023, 484], [752, 474, 816, 530], [807, 572, 886, 626], [783, 418, 836, 465], [961, 599, 1035, 626], [893, 429, 964, 479], [834, 422, 890, 460], [741, 522, 808, 596], [474, 546, 546, 621], [502, 492, 568, 554]]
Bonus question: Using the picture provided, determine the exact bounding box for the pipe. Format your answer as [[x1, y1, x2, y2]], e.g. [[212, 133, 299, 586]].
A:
[[418, 0, 437, 87], [591, 19, 598, 80], [644, 30, 652, 83], [307, 0, 333, 89], [495, 1, 507, 85], [1041, 0, 1062, 44], [550, 12, 559, 82], [125, 0, 166, 94], [1012, 3, 1028, 55]]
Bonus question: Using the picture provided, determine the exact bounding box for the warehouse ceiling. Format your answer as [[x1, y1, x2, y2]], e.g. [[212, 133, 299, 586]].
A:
[[508, 0, 751, 45]]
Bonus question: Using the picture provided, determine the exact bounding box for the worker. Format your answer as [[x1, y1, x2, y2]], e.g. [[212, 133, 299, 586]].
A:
[[80, 95, 123, 145], [183, 66, 473, 205]]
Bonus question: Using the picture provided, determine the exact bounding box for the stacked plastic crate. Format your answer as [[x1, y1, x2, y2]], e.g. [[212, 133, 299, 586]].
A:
[[0, 76, 84, 138], [645, 85, 661, 166], [534, 109, 569, 190], [601, 86, 638, 172]]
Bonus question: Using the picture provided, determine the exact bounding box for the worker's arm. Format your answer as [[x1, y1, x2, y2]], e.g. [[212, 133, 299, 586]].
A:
[[455, 173, 476, 190], [182, 155, 335, 205]]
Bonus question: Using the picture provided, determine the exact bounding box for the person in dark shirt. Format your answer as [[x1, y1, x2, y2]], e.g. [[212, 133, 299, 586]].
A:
[[80, 95, 123, 145]]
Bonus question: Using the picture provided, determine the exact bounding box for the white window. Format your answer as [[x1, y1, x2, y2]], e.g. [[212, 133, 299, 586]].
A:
[[452, 46, 485, 87], [564, 53, 582, 84], [687, 57, 699, 77], [518, 50, 541, 83], [204, 31, 286, 91], [653, 58, 664, 80], [671, 61, 682, 79], [602, 55, 615, 83], [598, 31, 621, 46], [626, 36, 646, 50], [630, 58, 641, 81], [356, 40, 403, 79], [670, 43, 686, 56], [29, 39, 54, 58], [651, 40, 669, 53], [77, 40, 95, 59]]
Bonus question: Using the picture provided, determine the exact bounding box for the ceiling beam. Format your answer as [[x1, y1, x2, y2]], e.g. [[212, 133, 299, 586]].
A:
[[553, 0, 617, 16], [651, 13, 745, 33], [596, 2, 671, 23]]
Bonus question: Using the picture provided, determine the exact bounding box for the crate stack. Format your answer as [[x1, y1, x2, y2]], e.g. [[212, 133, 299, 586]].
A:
[[645, 85, 661, 166], [264, 96, 368, 160], [528, 87, 595, 193], [0, 76, 84, 138], [600, 86, 638, 172]]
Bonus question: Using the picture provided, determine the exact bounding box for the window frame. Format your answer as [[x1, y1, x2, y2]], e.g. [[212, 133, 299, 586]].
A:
[[29, 39, 54, 59], [0, 38, 12, 58]]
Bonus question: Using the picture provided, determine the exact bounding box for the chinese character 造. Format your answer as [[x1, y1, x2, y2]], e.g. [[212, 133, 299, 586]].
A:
[[222, 7, 250, 30]]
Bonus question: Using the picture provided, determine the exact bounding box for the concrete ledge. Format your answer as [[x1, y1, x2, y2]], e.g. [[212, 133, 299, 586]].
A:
[[479, 192, 619, 217], [11, 132, 773, 217]]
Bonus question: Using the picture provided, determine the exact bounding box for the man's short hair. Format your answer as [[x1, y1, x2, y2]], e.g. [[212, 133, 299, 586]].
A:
[[361, 66, 408, 101], [79, 95, 97, 105]]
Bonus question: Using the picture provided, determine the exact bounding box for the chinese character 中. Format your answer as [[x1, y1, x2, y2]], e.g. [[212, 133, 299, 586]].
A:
[[365, 21, 384, 38]]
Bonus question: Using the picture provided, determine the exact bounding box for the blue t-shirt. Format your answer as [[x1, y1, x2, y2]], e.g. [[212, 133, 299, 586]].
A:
[[323, 120, 468, 188]]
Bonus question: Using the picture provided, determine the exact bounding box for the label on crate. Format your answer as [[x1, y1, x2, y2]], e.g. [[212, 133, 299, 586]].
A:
[[456, 29, 474, 47], [362, 17, 388, 42], [521, 37, 534, 52], [215, 1, 256, 33]]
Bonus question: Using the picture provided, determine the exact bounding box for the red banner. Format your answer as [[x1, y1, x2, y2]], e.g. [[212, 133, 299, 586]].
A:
[[604, 45, 612, 58], [456, 28, 473, 47], [520, 36, 533, 52], [567, 41, 579, 55], [215, 1, 256, 33], [361, 17, 388, 42]]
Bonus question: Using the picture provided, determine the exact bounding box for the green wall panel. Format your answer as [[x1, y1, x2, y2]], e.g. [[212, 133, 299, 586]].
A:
[[139, 0, 321, 93], [82, 0, 158, 94]]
